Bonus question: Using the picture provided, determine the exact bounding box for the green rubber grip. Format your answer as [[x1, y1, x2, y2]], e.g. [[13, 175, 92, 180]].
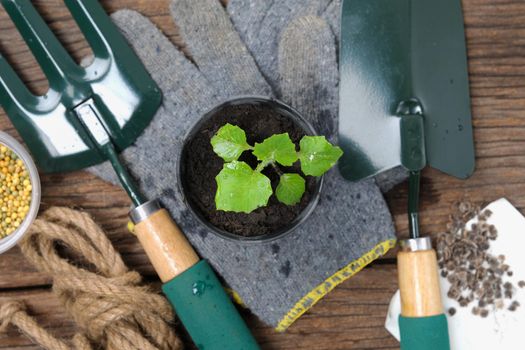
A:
[[162, 260, 260, 350], [399, 314, 450, 350]]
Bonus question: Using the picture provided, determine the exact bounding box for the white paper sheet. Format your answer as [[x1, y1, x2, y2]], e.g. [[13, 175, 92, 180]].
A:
[[385, 198, 525, 349]]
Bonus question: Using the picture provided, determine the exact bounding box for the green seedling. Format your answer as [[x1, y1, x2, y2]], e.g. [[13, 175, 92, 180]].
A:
[[211, 123, 343, 213]]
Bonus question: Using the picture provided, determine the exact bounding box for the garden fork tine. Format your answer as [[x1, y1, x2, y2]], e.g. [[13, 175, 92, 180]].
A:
[[0, 52, 39, 111], [63, 0, 138, 61], [1, 0, 83, 90], [0, 48, 87, 169]]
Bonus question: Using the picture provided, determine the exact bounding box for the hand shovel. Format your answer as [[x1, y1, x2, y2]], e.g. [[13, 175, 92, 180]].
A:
[[0, 1, 259, 349], [339, 0, 475, 349]]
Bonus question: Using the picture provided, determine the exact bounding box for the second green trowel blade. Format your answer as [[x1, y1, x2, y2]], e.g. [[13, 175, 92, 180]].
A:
[[338, 0, 475, 181]]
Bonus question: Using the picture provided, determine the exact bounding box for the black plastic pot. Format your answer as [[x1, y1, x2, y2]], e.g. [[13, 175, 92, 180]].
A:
[[179, 97, 323, 243]]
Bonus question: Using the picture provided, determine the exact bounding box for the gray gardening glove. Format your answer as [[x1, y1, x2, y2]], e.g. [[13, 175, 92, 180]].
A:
[[90, 0, 397, 330], [228, 0, 408, 192]]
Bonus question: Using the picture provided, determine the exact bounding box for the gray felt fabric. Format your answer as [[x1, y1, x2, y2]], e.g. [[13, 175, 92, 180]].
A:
[[90, 0, 397, 328], [279, 16, 338, 140]]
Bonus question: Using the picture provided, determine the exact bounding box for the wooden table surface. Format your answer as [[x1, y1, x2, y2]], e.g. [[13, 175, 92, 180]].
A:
[[0, 0, 524, 349]]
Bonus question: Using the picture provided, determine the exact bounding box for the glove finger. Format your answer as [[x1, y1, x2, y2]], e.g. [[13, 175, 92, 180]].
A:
[[227, 0, 325, 93], [170, 0, 271, 98], [90, 10, 220, 194], [110, 10, 211, 103], [226, 0, 271, 47], [279, 16, 338, 141]]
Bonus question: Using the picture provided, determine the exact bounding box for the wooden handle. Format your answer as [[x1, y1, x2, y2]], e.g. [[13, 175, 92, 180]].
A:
[[398, 249, 443, 317], [134, 208, 199, 282]]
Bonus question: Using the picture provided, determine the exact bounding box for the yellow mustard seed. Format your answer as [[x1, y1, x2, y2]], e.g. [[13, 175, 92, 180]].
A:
[[0, 144, 31, 239]]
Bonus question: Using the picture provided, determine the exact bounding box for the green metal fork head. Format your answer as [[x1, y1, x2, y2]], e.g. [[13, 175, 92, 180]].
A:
[[0, 0, 161, 173], [338, 0, 475, 181]]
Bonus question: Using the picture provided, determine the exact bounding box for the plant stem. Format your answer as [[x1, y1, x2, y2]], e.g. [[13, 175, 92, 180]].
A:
[[271, 163, 283, 177], [255, 160, 272, 172]]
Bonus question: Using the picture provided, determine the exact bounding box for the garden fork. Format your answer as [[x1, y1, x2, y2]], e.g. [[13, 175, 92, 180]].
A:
[[0, 1, 259, 348]]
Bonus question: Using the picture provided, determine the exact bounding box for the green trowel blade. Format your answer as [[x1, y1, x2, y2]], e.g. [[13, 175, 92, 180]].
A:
[[338, 0, 475, 181], [0, 0, 161, 173]]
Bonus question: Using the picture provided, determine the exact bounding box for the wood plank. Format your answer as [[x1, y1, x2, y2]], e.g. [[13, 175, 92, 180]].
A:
[[0, 265, 400, 350], [0, 0, 523, 348]]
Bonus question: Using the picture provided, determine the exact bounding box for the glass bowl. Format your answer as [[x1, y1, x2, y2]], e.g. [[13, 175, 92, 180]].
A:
[[0, 131, 41, 254]]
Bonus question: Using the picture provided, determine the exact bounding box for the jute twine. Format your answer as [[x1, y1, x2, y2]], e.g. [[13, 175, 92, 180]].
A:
[[0, 207, 183, 350]]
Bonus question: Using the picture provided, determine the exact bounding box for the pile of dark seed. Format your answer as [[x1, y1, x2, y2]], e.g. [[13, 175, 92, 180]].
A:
[[436, 201, 524, 318]]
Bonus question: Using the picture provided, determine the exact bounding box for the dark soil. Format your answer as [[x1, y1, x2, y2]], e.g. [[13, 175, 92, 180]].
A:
[[181, 101, 317, 238]]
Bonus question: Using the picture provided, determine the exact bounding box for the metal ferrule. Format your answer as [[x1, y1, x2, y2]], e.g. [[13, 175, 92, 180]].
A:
[[129, 199, 162, 224], [399, 237, 433, 252]]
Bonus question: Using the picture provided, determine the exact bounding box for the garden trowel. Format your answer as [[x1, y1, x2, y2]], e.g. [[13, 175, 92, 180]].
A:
[[0, 0, 258, 348], [339, 0, 475, 349]]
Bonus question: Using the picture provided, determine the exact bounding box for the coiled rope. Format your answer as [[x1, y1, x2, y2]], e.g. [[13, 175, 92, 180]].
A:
[[0, 207, 183, 350]]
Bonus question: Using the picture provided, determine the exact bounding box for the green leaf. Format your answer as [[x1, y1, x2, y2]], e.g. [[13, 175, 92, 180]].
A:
[[253, 133, 298, 166], [215, 161, 272, 213], [299, 136, 343, 176], [276, 173, 306, 205], [211, 123, 251, 162]]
